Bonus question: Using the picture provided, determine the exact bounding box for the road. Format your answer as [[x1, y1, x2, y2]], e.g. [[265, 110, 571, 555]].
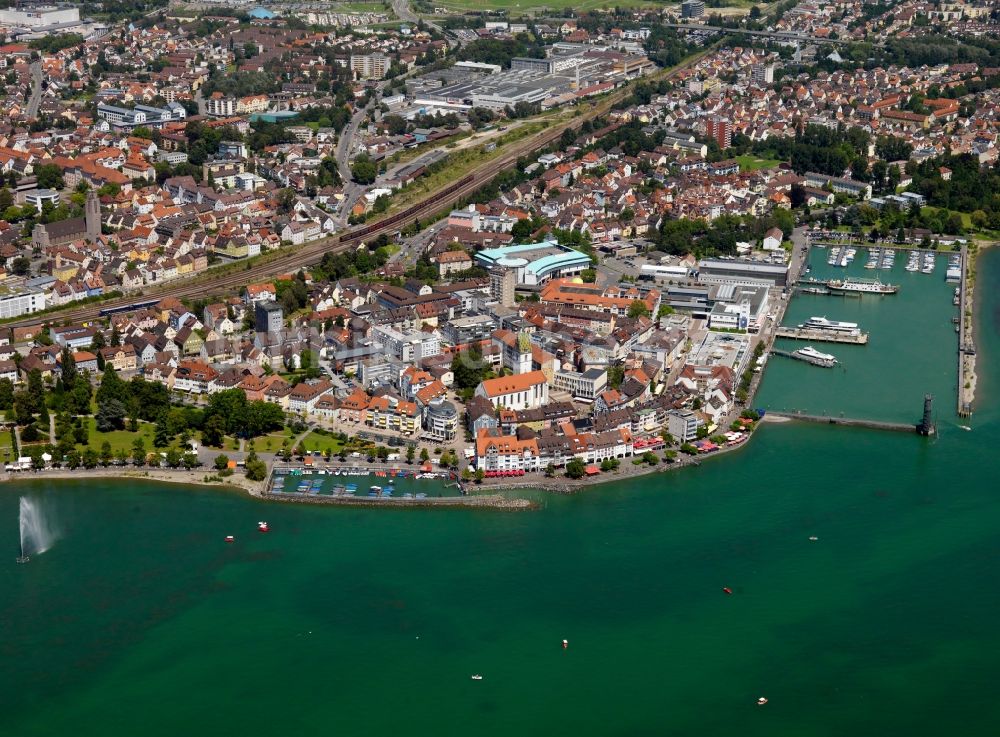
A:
[[26, 61, 43, 119], [334, 91, 381, 225], [1, 49, 710, 330]]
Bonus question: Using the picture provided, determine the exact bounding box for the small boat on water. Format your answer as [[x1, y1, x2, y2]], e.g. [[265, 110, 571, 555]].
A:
[[258, 521, 269, 532], [225, 535, 235, 543], [757, 697, 768, 706], [723, 587, 733, 595], [471, 675, 483, 681]]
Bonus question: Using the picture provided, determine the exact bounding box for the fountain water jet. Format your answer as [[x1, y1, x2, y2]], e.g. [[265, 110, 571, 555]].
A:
[[18, 497, 55, 563]]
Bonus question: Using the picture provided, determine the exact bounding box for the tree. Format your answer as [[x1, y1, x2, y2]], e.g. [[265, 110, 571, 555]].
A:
[[474, 468, 485, 484], [607, 364, 625, 390], [419, 447, 430, 463], [10, 256, 30, 276], [35, 163, 64, 189], [351, 154, 377, 184], [66, 450, 81, 469], [510, 218, 535, 242], [544, 463, 555, 478], [132, 437, 146, 466], [154, 413, 172, 447], [95, 398, 126, 432], [214, 454, 231, 471], [201, 414, 226, 447], [565, 458, 586, 479], [165, 448, 182, 468], [627, 300, 650, 319], [60, 347, 77, 391], [99, 440, 113, 467], [245, 450, 267, 481], [406, 444, 416, 464], [82, 448, 98, 469]]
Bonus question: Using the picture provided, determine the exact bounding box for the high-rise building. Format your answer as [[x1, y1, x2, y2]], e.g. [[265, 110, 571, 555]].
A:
[[751, 62, 775, 87], [681, 0, 705, 19], [490, 267, 516, 308], [255, 300, 284, 334], [85, 190, 101, 242], [705, 116, 732, 149], [350, 52, 390, 80]]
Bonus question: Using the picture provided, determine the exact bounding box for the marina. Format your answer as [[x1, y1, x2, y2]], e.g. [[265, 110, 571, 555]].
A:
[[267, 465, 460, 499]]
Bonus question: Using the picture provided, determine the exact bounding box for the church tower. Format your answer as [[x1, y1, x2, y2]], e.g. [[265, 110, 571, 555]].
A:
[[85, 190, 101, 242]]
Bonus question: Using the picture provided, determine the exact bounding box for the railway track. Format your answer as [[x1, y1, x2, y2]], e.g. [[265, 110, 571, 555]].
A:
[[5, 51, 707, 329]]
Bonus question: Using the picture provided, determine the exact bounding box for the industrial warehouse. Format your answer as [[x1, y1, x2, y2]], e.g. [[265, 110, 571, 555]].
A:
[[406, 43, 653, 113]]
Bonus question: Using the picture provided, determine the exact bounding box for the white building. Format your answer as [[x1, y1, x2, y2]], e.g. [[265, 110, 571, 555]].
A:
[[474, 370, 549, 411], [373, 325, 441, 362], [667, 409, 700, 443], [0, 288, 45, 320], [552, 368, 608, 401]]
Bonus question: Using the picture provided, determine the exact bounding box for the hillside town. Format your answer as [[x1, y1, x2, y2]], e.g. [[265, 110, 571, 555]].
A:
[[0, 0, 998, 481]]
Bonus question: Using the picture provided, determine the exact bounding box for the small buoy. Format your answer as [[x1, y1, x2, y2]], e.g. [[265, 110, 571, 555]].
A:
[[757, 697, 768, 706], [723, 587, 733, 595], [562, 639, 568, 649]]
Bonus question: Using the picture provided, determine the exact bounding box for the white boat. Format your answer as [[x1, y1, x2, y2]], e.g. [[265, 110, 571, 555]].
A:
[[827, 278, 898, 294], [800, 316, 860, 334], [795, 346, 838, 364], [471, 675, 483, 681]]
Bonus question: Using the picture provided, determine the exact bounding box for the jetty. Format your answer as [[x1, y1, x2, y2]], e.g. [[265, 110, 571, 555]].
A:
[[775, 327, 868, 344], [765, 396, 936, 436], [956, 245, 974, 418]]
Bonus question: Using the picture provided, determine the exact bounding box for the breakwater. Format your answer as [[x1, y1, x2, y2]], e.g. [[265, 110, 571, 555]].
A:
[[957, 244, 974, 417], [764, 411, 924, 434]]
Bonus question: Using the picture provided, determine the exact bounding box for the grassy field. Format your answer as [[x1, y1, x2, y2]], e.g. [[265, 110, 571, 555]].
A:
[[736, 155, 782, 171], [85, 418, 156, 454], [298, 430, 346, 456], [920, 206, 973, 229], [249, 429, 297, 454]]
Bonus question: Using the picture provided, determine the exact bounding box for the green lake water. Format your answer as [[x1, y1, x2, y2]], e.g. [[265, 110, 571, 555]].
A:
[[3, 248, 1000, 736]]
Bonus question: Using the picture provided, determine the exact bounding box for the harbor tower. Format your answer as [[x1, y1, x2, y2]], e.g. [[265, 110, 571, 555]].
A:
[[917, 394, 936, 436]]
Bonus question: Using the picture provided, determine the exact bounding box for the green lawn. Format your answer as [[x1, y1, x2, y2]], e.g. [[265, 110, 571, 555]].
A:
[[298, 430, 346, 456], [85, 417, 156, 454], [736, 155, 782, 171], [248, 429, 297, 454], [920, 206, 973, 229]]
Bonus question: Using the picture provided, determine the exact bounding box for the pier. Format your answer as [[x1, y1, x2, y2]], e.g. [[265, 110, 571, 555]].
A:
[[957, 245, 974, 418], [765, 396, 935, 436], [775, 327, 869, 344]]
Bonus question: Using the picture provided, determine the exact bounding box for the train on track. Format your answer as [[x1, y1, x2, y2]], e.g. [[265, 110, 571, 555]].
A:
[[98, 298, 160, 317]]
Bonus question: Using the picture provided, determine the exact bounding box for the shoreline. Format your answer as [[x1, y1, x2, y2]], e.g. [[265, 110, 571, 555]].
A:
[[0, 467, 256, 494], [963, 239, 996, 416]]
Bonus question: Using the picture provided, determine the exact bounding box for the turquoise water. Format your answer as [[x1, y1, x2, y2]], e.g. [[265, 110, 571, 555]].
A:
[[2, 250, 999, 736]]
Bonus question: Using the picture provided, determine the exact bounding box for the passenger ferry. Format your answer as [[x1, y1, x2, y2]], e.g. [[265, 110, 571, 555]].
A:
[[793, 346, 838, 366], [800, 316, 861, 334], [827, 277, 898, 294]]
